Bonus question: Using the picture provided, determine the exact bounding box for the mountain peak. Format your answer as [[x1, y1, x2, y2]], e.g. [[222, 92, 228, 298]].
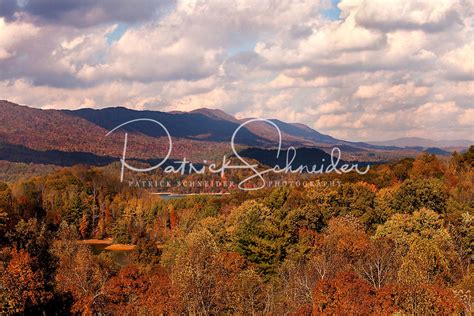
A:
[[190, 108, 238, 122]]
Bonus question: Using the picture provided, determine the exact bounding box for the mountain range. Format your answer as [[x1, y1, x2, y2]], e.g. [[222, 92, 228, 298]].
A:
[[368, 137, 472, 148], [0, 100, 471, 169]]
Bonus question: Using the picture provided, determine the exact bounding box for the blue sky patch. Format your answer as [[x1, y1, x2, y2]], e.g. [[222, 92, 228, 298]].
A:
[[106, 23, 128, 44], [322, 0, 341, 20]]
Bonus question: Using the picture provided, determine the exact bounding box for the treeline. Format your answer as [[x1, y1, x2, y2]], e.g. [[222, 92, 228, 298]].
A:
[[0, 147, 473, 315]]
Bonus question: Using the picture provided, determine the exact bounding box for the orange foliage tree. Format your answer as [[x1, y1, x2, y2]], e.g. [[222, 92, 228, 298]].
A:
[[0, 248, 51, 314]]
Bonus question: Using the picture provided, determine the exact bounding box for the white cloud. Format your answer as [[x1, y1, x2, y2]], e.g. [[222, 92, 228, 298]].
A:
[[0, 18, 39, 59], [414, 101, 461, 127], [353, 0, 464, 32], [441, 42, 474, 80], [0, 0, 472, 141], [315, 113, 352, 129], [458, 108, 474, 126], [316, 101, 345, 114], [354, 83, 385, 99]]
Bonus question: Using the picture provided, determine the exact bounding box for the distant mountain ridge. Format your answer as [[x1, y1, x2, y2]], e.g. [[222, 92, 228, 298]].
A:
[[63, 106, 343, 148], [0, 100, 233, 164], [63, 105, 408, 152], [369, 137, 472, 148], [63, 106, 267, 146], [0, 100, 469, 168]]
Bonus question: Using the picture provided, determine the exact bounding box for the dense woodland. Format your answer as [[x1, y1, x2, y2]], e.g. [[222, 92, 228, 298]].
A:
[[0, 147, 473, 315]]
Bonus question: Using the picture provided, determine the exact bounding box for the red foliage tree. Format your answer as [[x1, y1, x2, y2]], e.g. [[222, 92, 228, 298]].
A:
[[312, 270, 397, 315]]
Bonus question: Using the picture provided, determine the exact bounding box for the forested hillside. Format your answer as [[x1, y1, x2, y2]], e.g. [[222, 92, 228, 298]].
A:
[[1, 100, 455, 168], [0, 100, 233, 163]]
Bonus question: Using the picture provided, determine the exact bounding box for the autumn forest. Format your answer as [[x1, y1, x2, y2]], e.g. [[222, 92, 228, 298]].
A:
[[0, 148, 472, 315]]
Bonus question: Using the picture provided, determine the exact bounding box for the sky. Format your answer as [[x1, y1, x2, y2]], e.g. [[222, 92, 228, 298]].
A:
[[0, 0, 472, 141]]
